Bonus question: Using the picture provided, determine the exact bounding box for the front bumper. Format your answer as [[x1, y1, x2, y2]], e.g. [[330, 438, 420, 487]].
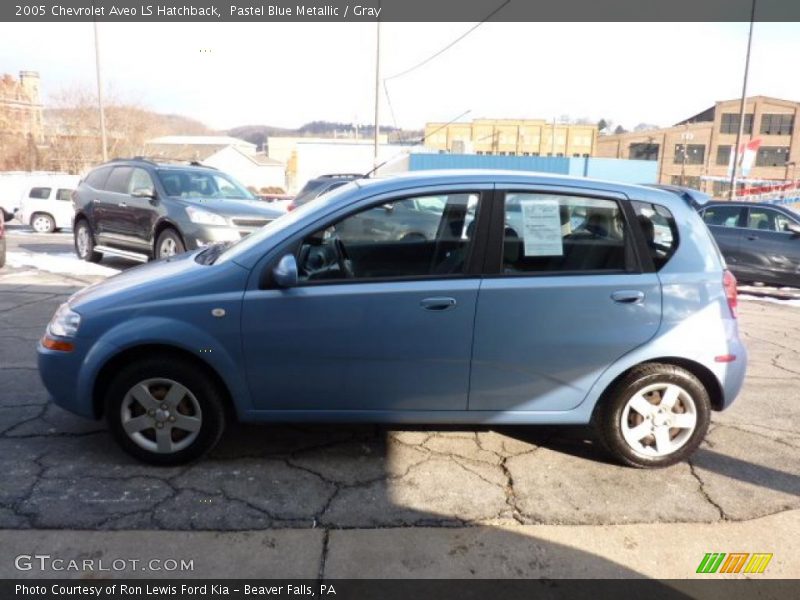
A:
[[181, 221, 271, 250]]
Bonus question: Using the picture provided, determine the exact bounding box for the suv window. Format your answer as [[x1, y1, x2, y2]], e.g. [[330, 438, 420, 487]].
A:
[[631, 201, 679, 270], [502, 193, 628, 273], [297, 192, 480, 282], [701, 205, 741, 227], [29, 187, 51, 199], [747, 207, 795, 232], [156, 169, 252, 199], [105, 167, 133, 194], [84, 167, 111, 190], [56, 189, 72, 201], [128, 168, 154, 195]]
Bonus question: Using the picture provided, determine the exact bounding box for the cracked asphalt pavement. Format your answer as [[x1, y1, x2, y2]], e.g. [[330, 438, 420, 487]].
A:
[[0, 230, 798, 538]]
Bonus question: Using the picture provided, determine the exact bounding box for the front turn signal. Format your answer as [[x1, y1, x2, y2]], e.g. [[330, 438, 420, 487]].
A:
[[41, 335, 74, 352]]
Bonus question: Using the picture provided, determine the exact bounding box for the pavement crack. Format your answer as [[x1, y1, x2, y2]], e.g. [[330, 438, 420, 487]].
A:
[[688, 459, 726, 521], [317, 529, 330, 581]]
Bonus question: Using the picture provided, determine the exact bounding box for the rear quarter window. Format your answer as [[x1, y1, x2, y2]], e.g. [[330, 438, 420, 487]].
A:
[[84, 167, 111, 190], [631, 201, 679, 270]]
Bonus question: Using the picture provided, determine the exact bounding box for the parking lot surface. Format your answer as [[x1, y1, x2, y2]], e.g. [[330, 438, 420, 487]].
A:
[[1, 225, 798, 534]]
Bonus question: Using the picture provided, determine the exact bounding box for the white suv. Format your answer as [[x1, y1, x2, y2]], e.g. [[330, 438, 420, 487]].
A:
[[20, 183, 77, 233]]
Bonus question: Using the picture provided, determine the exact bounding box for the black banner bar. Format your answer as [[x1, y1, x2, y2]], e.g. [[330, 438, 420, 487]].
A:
[[3, 0, 800, 23], [3, 579, 800, 600]]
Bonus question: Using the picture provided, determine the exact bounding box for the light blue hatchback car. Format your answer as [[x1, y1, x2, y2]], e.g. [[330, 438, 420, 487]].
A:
[[38, 171, 747, 467]]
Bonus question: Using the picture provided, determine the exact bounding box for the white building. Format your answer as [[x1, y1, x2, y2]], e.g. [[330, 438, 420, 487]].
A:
[[144, 135, 285, 192]]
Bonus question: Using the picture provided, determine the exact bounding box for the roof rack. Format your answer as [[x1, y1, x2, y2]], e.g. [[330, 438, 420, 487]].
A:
[[318, 173, 362, 179]]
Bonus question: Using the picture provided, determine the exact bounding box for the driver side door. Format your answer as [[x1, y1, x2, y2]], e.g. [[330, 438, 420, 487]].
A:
[[240, 187, 490, 413]]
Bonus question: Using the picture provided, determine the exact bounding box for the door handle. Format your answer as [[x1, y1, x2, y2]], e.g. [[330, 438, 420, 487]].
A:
[[420, 297, 457, 311], [746, 235, 759, 240], [611, 290, 645, 304]]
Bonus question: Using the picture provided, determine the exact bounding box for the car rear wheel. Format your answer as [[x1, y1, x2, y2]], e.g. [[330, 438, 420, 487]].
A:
[[105, 357, 226, 465], [74, 219, 102, 263], [155, 228, 185, 259], [593, 363, 711, 468], [31, 213, 55, 233]]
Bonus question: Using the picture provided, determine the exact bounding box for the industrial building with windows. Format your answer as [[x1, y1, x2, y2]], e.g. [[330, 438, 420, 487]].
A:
[[424, 118, 597, 158], [596, 96, 800, 198]]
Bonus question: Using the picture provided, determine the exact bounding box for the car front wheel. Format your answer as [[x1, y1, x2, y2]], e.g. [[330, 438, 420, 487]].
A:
[[155, 228, 185, 259], [105, 357, 226, 465], [594, 363, 711, 468]]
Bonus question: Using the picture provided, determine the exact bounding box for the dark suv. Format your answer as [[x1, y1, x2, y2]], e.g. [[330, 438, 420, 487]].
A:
[[287, 173, 360, 211], [73, 159, 284, 262]]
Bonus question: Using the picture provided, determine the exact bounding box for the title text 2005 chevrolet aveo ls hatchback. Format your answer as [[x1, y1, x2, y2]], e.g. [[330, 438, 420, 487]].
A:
[[38, 171, 747, 468]]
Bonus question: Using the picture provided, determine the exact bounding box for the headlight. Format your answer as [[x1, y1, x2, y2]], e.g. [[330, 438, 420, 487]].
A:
[[48, 303, 81, 338], [186, 206, 228, 226]]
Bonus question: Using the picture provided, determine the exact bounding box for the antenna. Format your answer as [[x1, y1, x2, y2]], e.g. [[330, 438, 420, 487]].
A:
[[361, 109, 472, 179]]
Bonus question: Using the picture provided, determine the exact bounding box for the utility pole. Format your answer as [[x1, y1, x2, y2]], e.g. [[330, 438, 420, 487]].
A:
[[93, 21, 108, 162], [729, 1, 756, 200], [373, 21, 381, 165]]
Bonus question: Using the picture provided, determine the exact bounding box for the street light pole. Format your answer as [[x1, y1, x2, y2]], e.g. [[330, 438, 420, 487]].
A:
[[729, 0, 756, 200], [93, 21, 108, 162], [373, 21, 381, 165]]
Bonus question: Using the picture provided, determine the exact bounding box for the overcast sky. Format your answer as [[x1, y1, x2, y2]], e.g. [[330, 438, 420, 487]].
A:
[[1, 21, 798, 131]]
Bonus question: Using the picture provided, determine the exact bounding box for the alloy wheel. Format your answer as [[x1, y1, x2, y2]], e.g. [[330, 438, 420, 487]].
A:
[[620, 382, 698, 457], [120, 378, 202, 454]]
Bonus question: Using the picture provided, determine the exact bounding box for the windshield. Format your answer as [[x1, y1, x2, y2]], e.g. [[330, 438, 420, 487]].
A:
[[156, 169, 254, 200]]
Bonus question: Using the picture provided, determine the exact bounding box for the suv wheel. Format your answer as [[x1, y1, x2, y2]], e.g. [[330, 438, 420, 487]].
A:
[[155, 228, 185, 259], [31, 213, 55, 233], [105, 357, 226, 465], [594, 363, 711, 468], [74, 220, 102, 263]]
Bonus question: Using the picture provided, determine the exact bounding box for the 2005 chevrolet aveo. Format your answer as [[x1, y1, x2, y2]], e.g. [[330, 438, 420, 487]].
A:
[[38, 171, 747, 468]]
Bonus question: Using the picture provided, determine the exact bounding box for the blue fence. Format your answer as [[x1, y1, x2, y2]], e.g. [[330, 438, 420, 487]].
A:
[[408, 153, 659, 185]]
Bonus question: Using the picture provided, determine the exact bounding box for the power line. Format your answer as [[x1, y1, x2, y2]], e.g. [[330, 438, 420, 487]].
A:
[[384, 0, 511, 82]]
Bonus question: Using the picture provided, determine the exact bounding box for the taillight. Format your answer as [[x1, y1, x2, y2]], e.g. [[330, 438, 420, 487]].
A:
[[723, 270, 738, 318]]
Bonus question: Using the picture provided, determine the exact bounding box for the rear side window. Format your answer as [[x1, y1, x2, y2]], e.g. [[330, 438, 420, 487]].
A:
[[701, 205, 741, 227], [84, 167, 111, 190], [502, 193, 629, 274], [29, 187, 51, 199], [105, 167, 133, 194], [55, 189, 73, 201], [631, 201, 679, 270]]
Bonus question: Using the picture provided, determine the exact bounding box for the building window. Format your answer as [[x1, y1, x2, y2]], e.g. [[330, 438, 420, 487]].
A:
[[716, 145, 732, 166], [572, 153, 581, 157], [712, 181, 746, 198], [720, 113, 753, 134], [674, 144, 705, 165], [522, 152, 530, 156], [531, 152, 540, 157], [556, 153, 564, 157], [476, 151, 484, 155], [760, 114, 794, 136], [670, 175, 701, 189], [755, 146, 790, 167], [628, 143, 659, 161], [582, 153, 590, 158]]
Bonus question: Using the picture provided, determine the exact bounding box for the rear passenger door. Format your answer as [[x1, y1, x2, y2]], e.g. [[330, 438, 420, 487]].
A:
[[469, 188, 662, 412], [738, 206, 800, 286]]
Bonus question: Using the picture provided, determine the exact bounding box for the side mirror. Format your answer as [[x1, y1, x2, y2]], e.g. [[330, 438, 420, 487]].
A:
[[787, 222, 800, 236], [272, 254, 298, 288], [131, 188, 155, 199]]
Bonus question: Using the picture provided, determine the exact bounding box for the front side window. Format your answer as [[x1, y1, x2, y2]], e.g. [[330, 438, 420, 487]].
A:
[[28, 187, 51, 199], [128, 168, 154, 195], [747, 208, 796, 232], [502, 193, 628, 274], [631, 201, 679, 270], [701, 205, 742, 228], [296, 193, 480, 283], [156, 169, 253, 200]]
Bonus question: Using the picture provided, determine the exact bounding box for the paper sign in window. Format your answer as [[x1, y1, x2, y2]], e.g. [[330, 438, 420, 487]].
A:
[[520, 200, 563, 256]]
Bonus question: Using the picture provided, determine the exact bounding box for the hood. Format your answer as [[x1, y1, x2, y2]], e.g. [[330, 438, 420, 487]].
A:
[[68, 250, 249, 318], [180, 197, 284, 219]]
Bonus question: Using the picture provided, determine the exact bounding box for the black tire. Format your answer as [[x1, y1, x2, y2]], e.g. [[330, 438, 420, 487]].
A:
[[105, 356, 226, 465], [74, 219, 102, 263], [155, 228, 185, 259], [30, 212, 55, 234], [593, 363, 711, 468]]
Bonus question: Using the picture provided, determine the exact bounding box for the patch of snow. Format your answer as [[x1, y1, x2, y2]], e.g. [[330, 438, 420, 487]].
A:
[[6, 251, 119, 277], [739, 294, 800, 307]]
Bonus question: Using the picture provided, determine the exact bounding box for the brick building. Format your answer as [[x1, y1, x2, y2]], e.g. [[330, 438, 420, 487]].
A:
[[596, 96, 800, 198], [0, 71, 43, 141]]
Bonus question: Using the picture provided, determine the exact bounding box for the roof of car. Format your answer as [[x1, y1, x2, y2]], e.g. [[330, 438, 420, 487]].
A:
[[353, 169, 685, 208], [102, 158, 218, 172]]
